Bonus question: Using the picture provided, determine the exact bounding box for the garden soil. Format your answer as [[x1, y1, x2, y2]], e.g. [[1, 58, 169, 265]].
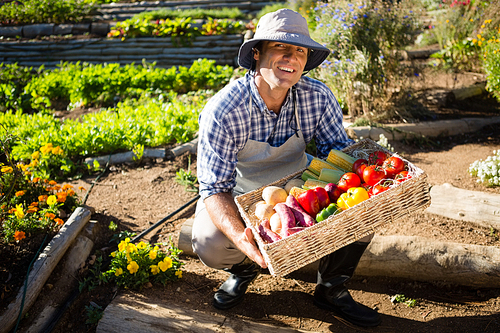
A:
[[4, 82, 500, 332]]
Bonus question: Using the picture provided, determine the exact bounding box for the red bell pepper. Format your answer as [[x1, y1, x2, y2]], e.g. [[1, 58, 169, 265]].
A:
[[297, 189, 321, 217], [312, 186, 330, 210]]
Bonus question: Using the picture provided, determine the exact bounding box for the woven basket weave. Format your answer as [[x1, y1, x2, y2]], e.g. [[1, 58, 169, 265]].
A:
[[234, 138, 431, 277]]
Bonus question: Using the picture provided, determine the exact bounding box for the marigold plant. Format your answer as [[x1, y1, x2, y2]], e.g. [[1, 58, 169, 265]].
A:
[[101, 238, 183, 289]]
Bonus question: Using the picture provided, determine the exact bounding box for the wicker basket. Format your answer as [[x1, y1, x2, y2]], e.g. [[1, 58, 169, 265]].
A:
[[234, 138, 431, 277]]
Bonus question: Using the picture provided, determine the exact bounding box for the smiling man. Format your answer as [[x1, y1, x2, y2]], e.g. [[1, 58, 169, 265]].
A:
[[192, 9, 380, 328]]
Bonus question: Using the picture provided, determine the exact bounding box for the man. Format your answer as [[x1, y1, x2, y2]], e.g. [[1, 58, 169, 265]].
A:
[[192, 9, 380, 327]]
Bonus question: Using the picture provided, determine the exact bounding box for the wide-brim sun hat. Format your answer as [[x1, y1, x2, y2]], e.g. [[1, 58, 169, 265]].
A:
[[238, 9, 331, 72]]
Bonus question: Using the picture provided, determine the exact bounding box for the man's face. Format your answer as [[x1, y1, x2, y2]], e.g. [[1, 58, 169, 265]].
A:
[[254, 41, 308, 90]]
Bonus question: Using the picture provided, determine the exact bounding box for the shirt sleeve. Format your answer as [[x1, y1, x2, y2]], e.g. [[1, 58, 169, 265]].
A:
[[197, 85, 248, 200]]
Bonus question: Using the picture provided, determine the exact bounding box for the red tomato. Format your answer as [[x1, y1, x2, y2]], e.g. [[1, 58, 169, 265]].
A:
[[370, 183, 391, 196], [337, 172, 361, 192], [362, 165, 387, 186], [394, 170, 412, 184], [382, 156, 405, 178], [352, 158, 369, 179], [369, 151, 387, 166]]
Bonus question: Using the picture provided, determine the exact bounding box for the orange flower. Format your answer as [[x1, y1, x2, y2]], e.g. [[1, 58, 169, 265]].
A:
[[53, 185, 61, 191], [62, 184, 73, 190], [49, 180, 57, 186], [67, 189, 75, 196], [32, 177, 41, 183], [26, 207, 38, 214], [14, 231, 26, 241], [56, 192, 67, 203], [15, 190, 25, 197], [78, 186, 86, 191], [30, 202, 38, 206], [45, 212, 56, 220], [54, 218, 64, 225], [38, 195, 48, 202]]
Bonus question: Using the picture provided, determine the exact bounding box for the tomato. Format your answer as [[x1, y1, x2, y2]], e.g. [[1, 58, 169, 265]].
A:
[[337, 172, 361, 192], [370, 183, 391, 196], [369, 151, 387, 166], [352, 158, 369, 179], [394, 170, 412, 184], [324, 183, 345, 203], [382, 156, 405, 178], [362, 165, 387, 186]]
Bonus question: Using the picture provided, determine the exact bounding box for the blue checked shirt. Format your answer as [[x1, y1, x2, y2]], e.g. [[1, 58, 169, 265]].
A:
[[197, 73, 354, 200]]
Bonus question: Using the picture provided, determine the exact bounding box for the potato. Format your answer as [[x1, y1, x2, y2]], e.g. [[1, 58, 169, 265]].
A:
[[262, 186, 288, 205], [249, 200, 266, 215], [255, 203, 275, 220], [284, 178, 305, 194], [269, 213, 282, 234]]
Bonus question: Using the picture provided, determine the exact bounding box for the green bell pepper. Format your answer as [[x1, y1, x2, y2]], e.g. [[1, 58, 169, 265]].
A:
[[316, 203, 340, 222]]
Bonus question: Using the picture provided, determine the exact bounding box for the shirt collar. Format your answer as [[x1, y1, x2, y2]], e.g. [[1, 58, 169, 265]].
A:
[[247, 73, 293, 117]]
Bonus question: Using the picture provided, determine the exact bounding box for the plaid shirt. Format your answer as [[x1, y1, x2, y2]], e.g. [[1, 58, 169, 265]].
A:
[[197, 73, 354, 200]]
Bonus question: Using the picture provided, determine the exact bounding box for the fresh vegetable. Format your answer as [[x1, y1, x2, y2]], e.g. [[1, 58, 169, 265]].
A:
[[326, 149, 356, 171], [337, 187, 370, 210], [394, 170, 412, 184], [319, 168, 344, 183], [313, 186, 330, 210], [258, 218, 282, 243], [269, 213, 282, 234], [308, 157, 342, 176], [382, 156, 405, 178], [302, 169, 319, 182], [369, 150, 387, 166], [369, 182, 391, 196], [303, 179, 329, 189], [337, 172, 361, 192], [296, 189, 321, 217], [273, 202, 298, 237], [362, 165, 387, 186], [316, 203, 341, 222], [262, 186, 288, 205], [285, 195, 316, 227], [352, 158, 369, 179], [254, 202, 275, 220], [289, 186, 307, 199], [324, 183, 344, 202]]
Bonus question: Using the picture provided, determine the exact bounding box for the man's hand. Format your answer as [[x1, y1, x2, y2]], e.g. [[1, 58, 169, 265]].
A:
[[238, 227, 267, 269]]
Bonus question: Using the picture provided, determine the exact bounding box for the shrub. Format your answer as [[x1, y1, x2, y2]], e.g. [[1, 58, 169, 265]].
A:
[[311, 0, 422, 117], [469, 149, 500, 186]]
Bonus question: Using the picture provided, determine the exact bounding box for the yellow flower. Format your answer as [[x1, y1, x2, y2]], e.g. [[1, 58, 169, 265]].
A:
[[111, 251, 116, 257], [31, 151, 40, 160], [158, 257, 172, 272], [446, 20, 449, 23], [14, 230, 26, 241], [175, 270, 182, 279], [52, 146, 64, 155], [127, 261, 139, 274], [47, 195, 57, 206], [118, 241, 127, 252], [478, 40, 483, 46], [115, 268, 123, 276], [1, 166, 13, 173], [137, 241, 147, 250], [150, 265, 160, 275], [126, 243, 137, 254], [15, 190, 25, 197], [14, 204, 24, 219], [149, 250, 157, 260]]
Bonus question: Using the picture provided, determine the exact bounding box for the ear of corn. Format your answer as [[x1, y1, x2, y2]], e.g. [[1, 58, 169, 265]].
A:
[[326, 149, 357, 172], [319, 168, 345, 184], [308, 157, 343, 176], [301, 169, 319, 182], [289, 186, 307, 199], [303, 179, 329, 189]]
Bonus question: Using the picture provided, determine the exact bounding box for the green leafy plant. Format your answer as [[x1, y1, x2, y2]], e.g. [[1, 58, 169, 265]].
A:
[[84, 302, 103, 325], [108, 220, 118, 231], [477, 20, 500, 102], [469, 149, 500, 187], [101, 238, 183, 289], [391, 294, 417, 307], [311, 0, 422, 117], [201, 18, 245, 36], [175, 155, 198, 192], [109, 230, 137, 245], [132, 7, 245, 21]]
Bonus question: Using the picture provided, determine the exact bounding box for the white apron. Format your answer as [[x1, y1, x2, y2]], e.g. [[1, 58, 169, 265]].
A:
[[233, 83, 308, 195]]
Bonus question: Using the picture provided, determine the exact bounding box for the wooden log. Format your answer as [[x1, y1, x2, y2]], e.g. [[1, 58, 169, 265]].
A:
[[0, 206, 92, 333], [426, 183, 500, 230], [447, 82, 487, 101], [356, 235, 500, 288], [96, 293, 311, 333]]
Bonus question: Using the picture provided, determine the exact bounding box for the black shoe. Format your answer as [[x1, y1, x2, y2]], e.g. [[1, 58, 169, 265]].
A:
[[213, 257, 260, 310], [314, 241, 381, 327]]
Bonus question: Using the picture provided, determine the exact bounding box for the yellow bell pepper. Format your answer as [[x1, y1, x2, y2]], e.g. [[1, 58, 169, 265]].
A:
[[336, 187, 369, 210]]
